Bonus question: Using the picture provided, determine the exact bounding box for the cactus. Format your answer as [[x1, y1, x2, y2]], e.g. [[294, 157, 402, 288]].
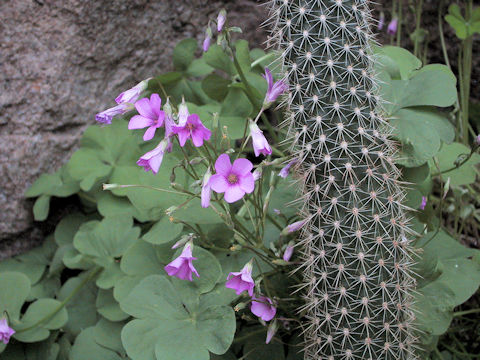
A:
[[268, 1, 417, 359]]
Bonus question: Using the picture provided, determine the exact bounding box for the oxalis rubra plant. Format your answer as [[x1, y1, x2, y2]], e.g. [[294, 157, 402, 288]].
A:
[[2, 2, 480, 360]]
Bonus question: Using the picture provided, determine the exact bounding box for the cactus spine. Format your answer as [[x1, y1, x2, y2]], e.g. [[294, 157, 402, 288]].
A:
[[268, 1, 417, 359]]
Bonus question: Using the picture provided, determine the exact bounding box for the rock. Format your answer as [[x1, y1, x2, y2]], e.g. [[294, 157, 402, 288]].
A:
[[0, 0, 266, 257]]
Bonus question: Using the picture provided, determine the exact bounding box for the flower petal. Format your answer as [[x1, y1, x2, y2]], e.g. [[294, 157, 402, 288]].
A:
[[129, 115, 153, 129], [135, 98, 156, 119], [239, 173, 255, 193], [143, 126, 157, 141], [215, 153, 232, 175], [209, 174, 228, 193], [149, 94, 162, 117], [232, 158, 253, 175], [224, 185, 245, 203]]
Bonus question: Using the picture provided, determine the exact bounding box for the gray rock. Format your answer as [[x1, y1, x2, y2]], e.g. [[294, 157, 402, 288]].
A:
[[0, 0, 266, 257]]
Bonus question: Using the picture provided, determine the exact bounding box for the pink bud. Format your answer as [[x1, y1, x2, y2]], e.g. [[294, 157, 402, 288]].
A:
[[282, 245, 294, 262]]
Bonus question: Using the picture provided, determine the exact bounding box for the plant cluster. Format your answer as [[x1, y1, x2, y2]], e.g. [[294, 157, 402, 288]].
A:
[[0, 2, 479, 360]]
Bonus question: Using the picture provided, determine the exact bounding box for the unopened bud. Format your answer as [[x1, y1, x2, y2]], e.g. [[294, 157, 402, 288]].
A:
[[103, 183, 119, 191]]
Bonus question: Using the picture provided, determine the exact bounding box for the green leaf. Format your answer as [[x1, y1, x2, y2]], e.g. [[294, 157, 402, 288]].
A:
[[173, 38, 198, 71], [445, 4, 468, 39], [242, 327, 285, 360], [143, 217, 183, 245], [96, 289, 129, 322], [70, 327, 123, 360], [173, 199, 225, 224], [235, 40, 251, 74], [401, 162, 431, 184], [202, 74, 231, 102], [58, 274, 98, 337], [54, 213, 88, 246], [430, 142, 480, 185], [120, 275, 235, 360], [0, 272, 31, 320], [186, 58, 214, 77], [121, 240, 172, 276], [68, 120, 141, 191], [376, 46, 422, 80], [74, 216, 140, 267], [93, 318, 126, 354], [399, 68, 457, 108], [97, 191, 150, 222], [14, 299, 68, 342], [414, 231, 480, 338], [204, 45, 235, 75], [391, 107, 455, 167], [221, 87, 253, 118], [25, 167, 79, 198], [33, 195, 51, 221]]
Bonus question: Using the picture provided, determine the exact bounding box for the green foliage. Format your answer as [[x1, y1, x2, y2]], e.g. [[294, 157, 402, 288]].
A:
[[445, 4, 480, 39]]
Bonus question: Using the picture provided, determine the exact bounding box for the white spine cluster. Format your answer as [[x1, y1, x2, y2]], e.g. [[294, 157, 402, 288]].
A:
[[267, 1, 418, 359]]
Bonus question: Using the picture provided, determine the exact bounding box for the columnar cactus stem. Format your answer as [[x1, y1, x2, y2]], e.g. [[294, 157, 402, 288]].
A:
[[268, 1, 417, 359]]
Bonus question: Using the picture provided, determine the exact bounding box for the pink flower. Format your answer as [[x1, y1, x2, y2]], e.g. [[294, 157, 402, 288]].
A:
[[164, 243, 200, 281], [419, 196, 427, 210], [95, 103, 132, 124], [475, 134, 480, 146], [0, 318, 15, 344], [283, 245, 294, 262], [172, 114, 211, 147], [217, 9, 226, 32], [249, 121, 272, 157], [251, 295, 276, 322], [209, 154, 255, 203], [115, 79, 149, 104], [278, 159, 297, 178], [226, 262, 254, 296], [128, 94, 165, 141], [263, 67, 287, 106], [282, 220, 306, 235], [201, 168, 212, 208], [387, 18, 398, 35], [137, 139, 169, 174], [203, 28, 212, 52]]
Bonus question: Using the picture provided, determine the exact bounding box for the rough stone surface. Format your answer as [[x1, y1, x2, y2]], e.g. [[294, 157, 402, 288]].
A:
[[0, 0, 267, 258]]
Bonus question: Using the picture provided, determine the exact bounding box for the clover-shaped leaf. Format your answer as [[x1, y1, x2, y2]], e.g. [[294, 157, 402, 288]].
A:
[[68, 120, 141, 191], [73, 216, 140, 289], [120, 275, 235, 360], [14, 299, 68, 343]]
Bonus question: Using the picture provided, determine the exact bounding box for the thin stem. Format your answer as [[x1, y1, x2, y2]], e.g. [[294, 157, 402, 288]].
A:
[[104, 184, 191, 196], [396, 0, 403, 46], [250, 53, 276, 68], [438, 0, 451, 69], [453, 308, 480, 318], [413, 0, 424, 58], [16, 267, 102, 333]]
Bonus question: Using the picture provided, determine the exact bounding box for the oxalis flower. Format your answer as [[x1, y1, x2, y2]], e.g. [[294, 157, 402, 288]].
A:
[[387, 18, 398, 35], [419, 196, 427, 211], [217, 9, 226, 32], [225, 261, 255, 296], [209, 154, 255, 203], [128, 93, 165, 141], [95, 103, 132, 125], [251, 295, 276, 322], [0, 318, 15, 344], [203, 28, 212, 52], [164, 243, 199, 281], [281, 219, 306, 235], [172, 114, 211, 147], [278, 159, 297, 179], [115, 79, 149, 104], [263, 67, 287, 107], [249, 121, 272, 157], [283, 244, 294, 262], [137, 138, 169, 174]]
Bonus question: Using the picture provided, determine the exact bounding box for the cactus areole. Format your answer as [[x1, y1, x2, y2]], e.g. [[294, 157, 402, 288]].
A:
[[268, 1, 417, 359]]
